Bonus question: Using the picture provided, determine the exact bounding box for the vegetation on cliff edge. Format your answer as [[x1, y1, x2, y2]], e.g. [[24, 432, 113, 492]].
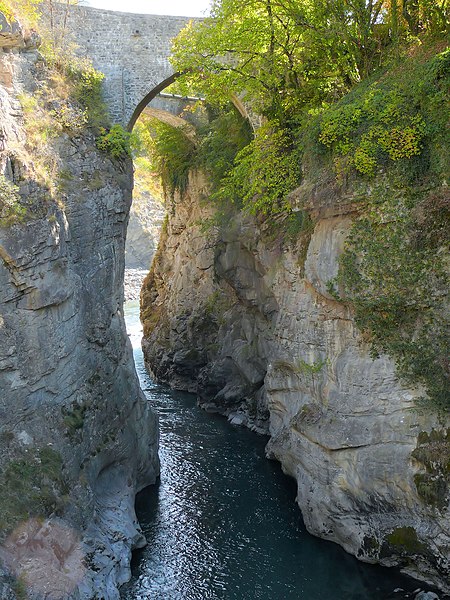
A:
[[145, 0, 449, 410], [0, 0, 128, 212], [323, 45, 450, 411]]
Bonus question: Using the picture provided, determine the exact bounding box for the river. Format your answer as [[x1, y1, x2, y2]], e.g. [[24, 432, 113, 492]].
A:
[[121, 300, 421, 600]]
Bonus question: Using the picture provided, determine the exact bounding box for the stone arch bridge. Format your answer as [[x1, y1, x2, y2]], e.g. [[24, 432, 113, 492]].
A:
[[62, 5, 195, 129]]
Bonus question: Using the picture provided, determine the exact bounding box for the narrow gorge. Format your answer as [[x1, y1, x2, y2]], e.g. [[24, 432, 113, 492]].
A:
[[0, 1, 449, 599]]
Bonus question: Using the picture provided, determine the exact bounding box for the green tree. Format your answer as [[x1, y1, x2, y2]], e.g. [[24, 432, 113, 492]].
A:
[[172, 0, 448, 125], [173, 0, 389, 122]]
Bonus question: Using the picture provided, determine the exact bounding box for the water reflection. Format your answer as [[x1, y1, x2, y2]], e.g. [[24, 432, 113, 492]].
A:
[[121, 301, 419, 600]]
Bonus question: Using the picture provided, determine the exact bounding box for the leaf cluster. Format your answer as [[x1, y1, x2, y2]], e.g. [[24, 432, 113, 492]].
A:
[[0, 0, 42, 28], [196, 106, 253, 190], [317, 47, 449, 178], [319, 94, 426, 176], [214, 121, 302, 215], [0, 1, 14, 21], [96, 124, 133, 159], [135, 119, 196, 197], [172, 0, 448, 128], [172, 0, 355, 123]]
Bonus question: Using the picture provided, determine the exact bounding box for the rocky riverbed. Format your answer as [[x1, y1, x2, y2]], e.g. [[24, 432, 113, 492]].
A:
[[124, 268, 149, 302]]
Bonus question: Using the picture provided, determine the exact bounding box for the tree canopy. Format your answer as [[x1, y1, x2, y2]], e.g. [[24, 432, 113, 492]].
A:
[[172, 0, 449, 124]]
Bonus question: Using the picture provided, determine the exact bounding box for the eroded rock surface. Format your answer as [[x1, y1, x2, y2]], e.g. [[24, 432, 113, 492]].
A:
[[124, 181, 165, 301], [125, 189, 165, 272], [141, 172, 449, 593], [0, 38, 158, 599]]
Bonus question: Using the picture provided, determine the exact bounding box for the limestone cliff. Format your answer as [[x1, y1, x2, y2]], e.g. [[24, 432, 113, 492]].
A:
[[124, 171, 165, 302], [141, 171, 449, 592], [125, 186, 165, 272], [0, 21, 158, 599]]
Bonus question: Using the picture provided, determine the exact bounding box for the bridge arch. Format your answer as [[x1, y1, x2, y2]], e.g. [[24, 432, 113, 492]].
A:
[[60, 5, 256, 133], [127, 73, 180, 131], [62, 5, 192, 126]]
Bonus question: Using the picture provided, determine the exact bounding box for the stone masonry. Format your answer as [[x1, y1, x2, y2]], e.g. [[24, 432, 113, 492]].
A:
[[60, 5, 192, 127]]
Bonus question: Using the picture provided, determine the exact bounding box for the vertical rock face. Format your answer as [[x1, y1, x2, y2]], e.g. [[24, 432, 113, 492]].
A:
[[0, 27, 158, 599], [125, 192, 165, 271], [124, 181, 165, 301], [141, 172, 449, 593]]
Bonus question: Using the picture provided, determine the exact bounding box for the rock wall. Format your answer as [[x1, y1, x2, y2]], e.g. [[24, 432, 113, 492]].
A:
[[0, 24, 158, 599], [141, 172, 449, 593], [125, 191, 164, 271]]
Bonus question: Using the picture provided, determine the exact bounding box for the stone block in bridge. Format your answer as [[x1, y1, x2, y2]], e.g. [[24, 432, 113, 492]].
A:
[[59, 5, 193, 128]]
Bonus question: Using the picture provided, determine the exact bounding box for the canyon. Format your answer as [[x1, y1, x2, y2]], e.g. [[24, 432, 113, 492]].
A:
[[0, 5, 448, 599]]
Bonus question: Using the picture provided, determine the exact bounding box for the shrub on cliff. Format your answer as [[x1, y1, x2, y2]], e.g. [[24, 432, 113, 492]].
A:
[[4, 0, 110, 197], [316, 46, 449, 181], [132, 106, 252, 198], [96, 124, 133, 159], [321, 46, 450, 411], [143, 120, 196, 196], [0, 176, 26, 226], [214, 121, 302, 215], [17, 53, 108, 193]]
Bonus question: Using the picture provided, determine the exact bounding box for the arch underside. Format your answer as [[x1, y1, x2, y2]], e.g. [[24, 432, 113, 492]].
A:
[[128, 74, 253, 134], [142, 106, 197, 140], [127, 73, 180, 131]]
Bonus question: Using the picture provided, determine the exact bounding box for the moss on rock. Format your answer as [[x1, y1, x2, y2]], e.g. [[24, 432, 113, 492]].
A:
[[0, 447, 68, 539], [385, 526, 428, 554], [412, 428, 450, 511]]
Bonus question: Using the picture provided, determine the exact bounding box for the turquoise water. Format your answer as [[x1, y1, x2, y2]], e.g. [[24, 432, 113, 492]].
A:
[[121, 301, 419, 600]]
